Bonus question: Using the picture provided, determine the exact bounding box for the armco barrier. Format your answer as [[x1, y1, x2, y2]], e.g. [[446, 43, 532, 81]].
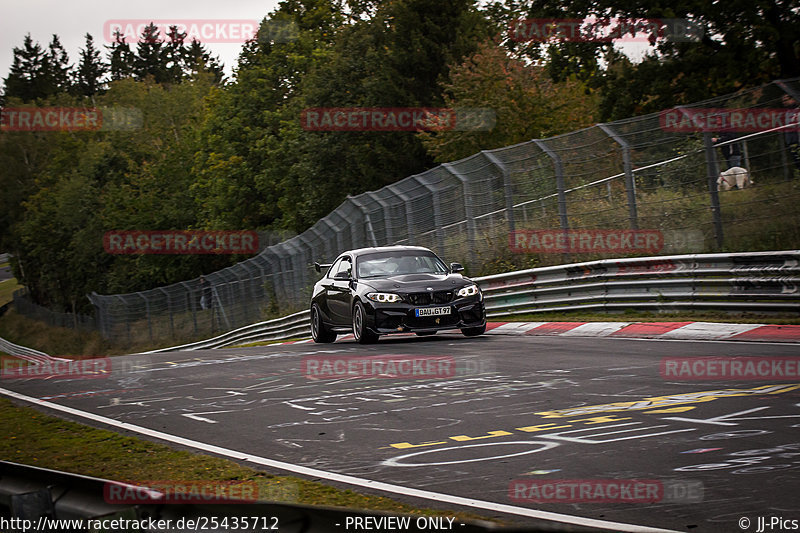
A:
[[0, 336, 49, 359], [0, 461, 530, 533], [141, 310, 311, 353], [0, 335, 71, 365], [479, 250, 800, 316], [150, 251, 798, 351]]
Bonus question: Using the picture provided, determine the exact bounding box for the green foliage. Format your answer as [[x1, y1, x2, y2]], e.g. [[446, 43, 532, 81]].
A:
[[6, 75, 231, 312], [417, 39, 600, 162], [2, 0, 796, 321]]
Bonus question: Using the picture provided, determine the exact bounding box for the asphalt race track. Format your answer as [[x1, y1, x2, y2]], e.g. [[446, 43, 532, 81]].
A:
[[2, 334, 800, 532]]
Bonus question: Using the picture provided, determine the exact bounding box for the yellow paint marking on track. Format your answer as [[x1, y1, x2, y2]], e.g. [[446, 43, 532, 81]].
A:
[[386, 384, 800, 450]]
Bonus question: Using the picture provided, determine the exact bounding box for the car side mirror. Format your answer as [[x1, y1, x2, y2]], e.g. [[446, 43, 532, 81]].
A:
[[450, 262, 464, 273], [334, 271, 351, 280]]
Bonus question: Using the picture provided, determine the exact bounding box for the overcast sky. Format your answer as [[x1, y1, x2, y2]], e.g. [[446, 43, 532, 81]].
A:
[[1, 1, 660, 88], [0, 0, 283, 83]]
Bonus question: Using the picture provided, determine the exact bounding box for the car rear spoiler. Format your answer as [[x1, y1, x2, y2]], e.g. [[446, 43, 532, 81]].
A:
[[314, 262, 332, 273]]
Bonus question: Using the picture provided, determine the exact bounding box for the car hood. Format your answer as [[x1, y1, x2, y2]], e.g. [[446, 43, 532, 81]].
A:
[[359, 273, 469, 292]]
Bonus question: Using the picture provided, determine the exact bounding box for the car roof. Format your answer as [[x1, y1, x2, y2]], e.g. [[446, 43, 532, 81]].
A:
[[334, 245, 436, 260]]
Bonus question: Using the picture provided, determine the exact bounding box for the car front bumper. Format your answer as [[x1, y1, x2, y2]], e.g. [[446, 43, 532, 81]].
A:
[[362, 297, 486, 334]]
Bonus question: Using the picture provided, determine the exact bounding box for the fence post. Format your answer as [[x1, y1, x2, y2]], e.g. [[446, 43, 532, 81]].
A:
[[138, 292, 152, 343], [348, 195, 379, 247], [387, 183, 415, 245], [180, 281, 198, 336], [703, 132, 725, 248], [320, 218, 344, 255], [675, 106, 724, 249], [158, 287, 174, 339], [532, 139, 569, 261], [598, 123, 639, 229], [412, 175, 445, 253], [341, 198, 365, 249], [442, 162, 477, 266], [481, 150, 516, 234], [775, 80, 800, 180], [281, 240, 306, 308], [88, 292, 107, 339], [531, 140, 568, 231], [365, 191, 393, 244]]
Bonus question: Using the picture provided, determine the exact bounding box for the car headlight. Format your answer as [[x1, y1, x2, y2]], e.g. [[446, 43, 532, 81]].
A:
[[457, 284, 480, 298], [366, 292, 402, 303]]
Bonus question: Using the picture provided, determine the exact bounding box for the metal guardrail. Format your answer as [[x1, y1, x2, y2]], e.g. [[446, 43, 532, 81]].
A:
[[0, 336, 66, 364], [0, 460, 561, 533], [147, 251, 799, 352], [142, 310, 311, 353], [479, 250, 800, 317]]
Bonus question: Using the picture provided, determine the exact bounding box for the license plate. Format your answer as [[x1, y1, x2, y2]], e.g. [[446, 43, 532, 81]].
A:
[[415, 307, 451, 317]]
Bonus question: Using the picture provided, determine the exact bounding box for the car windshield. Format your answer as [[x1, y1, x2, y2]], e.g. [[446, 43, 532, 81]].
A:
[[356, 251, 449, 278]]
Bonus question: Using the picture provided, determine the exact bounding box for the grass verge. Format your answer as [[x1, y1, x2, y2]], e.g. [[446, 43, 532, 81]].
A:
[[0, 397, 490, 522], [0, 309, 125, 357], [0, 277, 20, 307]]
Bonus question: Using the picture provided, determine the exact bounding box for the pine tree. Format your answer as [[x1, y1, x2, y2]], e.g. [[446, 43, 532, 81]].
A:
[[107, 30, 136, 80], [74, 33, 108, 97], [163, 25, 187, 83], [2, 34, 48, 101], [185, 39, 225, 84], [46, 34, 72, 93], [134, 23, 167, 82]]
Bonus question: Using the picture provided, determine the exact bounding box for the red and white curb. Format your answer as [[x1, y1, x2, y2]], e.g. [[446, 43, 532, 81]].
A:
[[485, 321, 800, 343], [269, 322, 800, 344]]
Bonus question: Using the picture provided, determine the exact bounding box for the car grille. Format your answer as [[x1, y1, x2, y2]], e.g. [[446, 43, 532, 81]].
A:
[[406, 291, 453, 305]]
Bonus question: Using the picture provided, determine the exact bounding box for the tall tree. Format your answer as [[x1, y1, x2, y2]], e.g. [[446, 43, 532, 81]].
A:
[[2, 35, 53, 101], [46, 34, 72, 94], [162, 25, 187, 83], [191, 0, 346, 232], [418, 39, 600, 162], [184, 39, 225, 84], [134, 23, 168, 83], [273, 0, 490, 231], [107, 30, 136, 80], [74, 33, 108, 97], [488, 0, 800, 121]]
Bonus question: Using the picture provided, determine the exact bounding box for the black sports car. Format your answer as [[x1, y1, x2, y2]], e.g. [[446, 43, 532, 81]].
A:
[[310, 246, 486, 343]]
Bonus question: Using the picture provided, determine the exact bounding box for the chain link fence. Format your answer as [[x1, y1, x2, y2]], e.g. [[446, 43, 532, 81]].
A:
[[73, 77, 800, 345]]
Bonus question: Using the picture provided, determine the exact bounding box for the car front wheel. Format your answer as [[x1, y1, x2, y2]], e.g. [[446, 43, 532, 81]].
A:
[[311, 304, 337, 343], [352, 301, 378, 344]]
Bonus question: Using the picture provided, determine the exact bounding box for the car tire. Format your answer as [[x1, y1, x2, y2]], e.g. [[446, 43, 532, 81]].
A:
[[461, 324, 486, 337], [352, 301, 378, 344], [311, 304, 337, 343]]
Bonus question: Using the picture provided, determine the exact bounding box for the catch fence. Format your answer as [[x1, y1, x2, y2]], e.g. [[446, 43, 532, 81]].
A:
[[80, 77, 800, 345]]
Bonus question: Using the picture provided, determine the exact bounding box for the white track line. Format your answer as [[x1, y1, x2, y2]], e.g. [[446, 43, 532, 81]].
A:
[[0, 387, 679, 533]]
